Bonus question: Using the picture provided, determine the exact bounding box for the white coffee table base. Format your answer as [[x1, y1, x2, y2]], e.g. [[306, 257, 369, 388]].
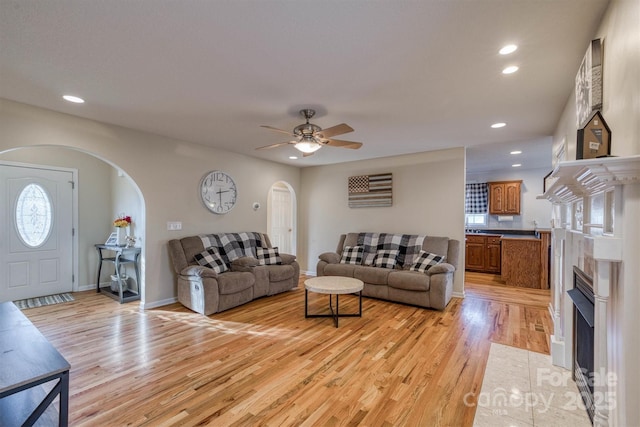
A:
[[304, 276, 364, 328]]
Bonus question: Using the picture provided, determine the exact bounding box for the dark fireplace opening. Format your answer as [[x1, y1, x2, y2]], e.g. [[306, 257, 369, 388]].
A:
[[568, 266, 595, 424]]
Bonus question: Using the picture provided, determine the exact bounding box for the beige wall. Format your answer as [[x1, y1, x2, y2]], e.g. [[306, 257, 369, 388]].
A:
[[0, 99, 301, 306], [299, 148, 466, 295], [551, 0, 640, 424]]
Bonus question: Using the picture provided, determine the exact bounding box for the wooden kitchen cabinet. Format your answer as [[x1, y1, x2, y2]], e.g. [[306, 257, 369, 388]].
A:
[[465, 234, 501, 273], [501, 233, 550, 289], [485, 236, 502, 273], [488, 181, 522, 215], [465, 235, 486, 271]]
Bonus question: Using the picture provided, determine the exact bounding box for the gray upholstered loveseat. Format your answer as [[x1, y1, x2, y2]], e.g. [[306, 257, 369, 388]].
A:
[[168, 232, 300, 315], [317, 233, 460, 310]]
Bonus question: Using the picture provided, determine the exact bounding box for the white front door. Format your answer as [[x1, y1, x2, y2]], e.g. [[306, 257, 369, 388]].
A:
[[270, 186, 293, 254], [0, 163, 74, 301]]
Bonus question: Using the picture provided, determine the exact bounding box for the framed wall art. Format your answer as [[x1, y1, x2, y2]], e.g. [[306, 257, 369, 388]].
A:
[[543, 170, 558, 193], [575, 38, 603, 128], [348, 173, 392, 208], [553, 137, 566, 167]]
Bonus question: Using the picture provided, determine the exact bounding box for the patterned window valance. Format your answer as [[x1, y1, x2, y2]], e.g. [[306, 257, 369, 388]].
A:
[[465, 183, 488, 214]]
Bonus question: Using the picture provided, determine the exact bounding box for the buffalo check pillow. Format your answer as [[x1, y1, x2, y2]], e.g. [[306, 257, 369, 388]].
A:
[[373, 249, 399, 269], [257, 247, 282, 265], [340, 246, 364, 265], [409, 250, 445, 273], [194, 247, 228, 274]]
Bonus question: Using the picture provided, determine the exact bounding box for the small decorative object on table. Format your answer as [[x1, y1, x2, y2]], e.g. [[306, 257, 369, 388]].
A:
[[113, 213, 132, 246], [125, 235, 136, 248]]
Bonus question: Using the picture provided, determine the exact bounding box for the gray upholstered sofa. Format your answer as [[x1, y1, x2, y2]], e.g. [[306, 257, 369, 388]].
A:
[[168, 232, 300, 315], [317, 233, 460, 310]]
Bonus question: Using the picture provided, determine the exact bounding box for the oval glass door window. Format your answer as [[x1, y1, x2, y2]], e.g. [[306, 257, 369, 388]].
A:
[[15, 183, 53, 247]]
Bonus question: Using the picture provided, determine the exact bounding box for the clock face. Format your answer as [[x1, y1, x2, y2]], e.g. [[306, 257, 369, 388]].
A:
[[200, 171, 237, 214]]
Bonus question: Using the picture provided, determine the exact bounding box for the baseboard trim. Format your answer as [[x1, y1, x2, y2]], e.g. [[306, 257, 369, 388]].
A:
[[550, 335, 569, 368], [141, 297, 178, 310], [303, 270, 316, 277], [452, 291, 465, 299], [76, 284, 96, 292]]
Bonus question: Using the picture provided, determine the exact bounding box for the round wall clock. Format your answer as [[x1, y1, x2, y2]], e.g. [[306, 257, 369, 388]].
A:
[[200, 170, 237, 214]]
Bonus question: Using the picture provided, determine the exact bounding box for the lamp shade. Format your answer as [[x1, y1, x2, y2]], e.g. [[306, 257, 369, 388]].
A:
[[294, 139, 322, 153]]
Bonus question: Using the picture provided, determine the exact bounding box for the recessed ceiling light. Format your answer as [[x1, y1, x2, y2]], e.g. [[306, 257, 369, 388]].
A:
[[502, 65, 519, 74], [491, 122, 506, 128], [288, 156, 298, 160], [510, 150, 522, 155], [63, 95, 85, 103], [512, 163, 522, 167], [499, 44, 518, 55]]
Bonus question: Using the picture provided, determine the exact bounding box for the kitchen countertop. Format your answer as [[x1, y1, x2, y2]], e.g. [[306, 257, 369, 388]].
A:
[[465, 230, 540, 240], [500, 234, 541, 240]]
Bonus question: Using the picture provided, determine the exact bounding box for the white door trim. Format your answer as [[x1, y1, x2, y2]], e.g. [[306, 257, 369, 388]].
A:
[[1, 160, 79, 292]]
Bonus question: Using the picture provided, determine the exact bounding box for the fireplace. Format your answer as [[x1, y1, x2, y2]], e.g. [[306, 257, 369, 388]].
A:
[[568, 266, 595, 424]]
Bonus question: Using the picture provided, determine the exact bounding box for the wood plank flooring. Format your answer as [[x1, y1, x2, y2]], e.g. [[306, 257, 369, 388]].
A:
[[19, 273, 551, 426]]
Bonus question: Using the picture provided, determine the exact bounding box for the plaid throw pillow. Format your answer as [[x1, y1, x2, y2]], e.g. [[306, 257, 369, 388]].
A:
[[362, 252, 377, 266], [373, 249, 399, 269], [257, 247, 282, 265], [409, 251, 445, 273], [194, 247, 228, 274], [340, 246, 364, 265]]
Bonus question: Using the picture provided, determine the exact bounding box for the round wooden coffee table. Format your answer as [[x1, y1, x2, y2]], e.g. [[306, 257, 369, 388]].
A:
[[304, 276, 364, 328]]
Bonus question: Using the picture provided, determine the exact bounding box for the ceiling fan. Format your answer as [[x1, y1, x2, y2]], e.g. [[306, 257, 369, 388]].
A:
[[257, 109, 362, 156]]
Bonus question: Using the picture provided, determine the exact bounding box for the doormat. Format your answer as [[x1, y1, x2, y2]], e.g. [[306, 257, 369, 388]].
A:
[[13, 293, 75, 310]]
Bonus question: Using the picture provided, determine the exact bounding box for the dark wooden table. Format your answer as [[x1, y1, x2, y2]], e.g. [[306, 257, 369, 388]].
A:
[[95, 244, 141, 303], [0, 302, 70, 426]]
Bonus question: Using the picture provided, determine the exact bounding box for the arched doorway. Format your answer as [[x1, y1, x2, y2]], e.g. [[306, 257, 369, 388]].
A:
[[0, 146, 146, 302], [267, 181, 296, 255]]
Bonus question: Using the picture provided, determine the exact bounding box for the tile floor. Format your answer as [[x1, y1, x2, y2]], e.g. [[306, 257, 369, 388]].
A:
[[473, 343, 592, 427]]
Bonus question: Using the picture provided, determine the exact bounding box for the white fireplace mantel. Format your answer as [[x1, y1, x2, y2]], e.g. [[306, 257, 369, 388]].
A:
[[537, 155, 640, 204], [541, 155, 640, 426]]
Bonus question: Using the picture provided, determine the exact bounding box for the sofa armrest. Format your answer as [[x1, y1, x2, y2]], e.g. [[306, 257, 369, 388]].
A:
[[319, 252, 340, 264], [426, 263, 455, 275], [279, 253, 297, 265], [180, 265, 218, 278]]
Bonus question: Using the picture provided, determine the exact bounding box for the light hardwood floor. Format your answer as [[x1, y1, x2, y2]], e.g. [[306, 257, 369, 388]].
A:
[[22, 273, 551, 426]]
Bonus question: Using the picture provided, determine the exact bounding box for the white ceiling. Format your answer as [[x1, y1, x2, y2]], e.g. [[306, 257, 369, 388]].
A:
[[0, 0, 609, 172]]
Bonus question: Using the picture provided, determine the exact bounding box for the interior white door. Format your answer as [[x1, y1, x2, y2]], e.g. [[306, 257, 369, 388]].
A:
[[0, 164, 74, 302], [270, 187, 293, 254]]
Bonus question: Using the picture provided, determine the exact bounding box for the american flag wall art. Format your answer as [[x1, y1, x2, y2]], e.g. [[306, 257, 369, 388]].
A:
[[348, 173, 392, 208]]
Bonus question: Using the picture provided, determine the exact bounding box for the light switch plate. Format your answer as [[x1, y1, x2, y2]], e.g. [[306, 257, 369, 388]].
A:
[[167, 221, 182, 231]]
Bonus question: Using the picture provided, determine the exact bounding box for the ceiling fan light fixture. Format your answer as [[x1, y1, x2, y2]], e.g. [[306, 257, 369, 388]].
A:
[[294, 139, 322, 154], [259, 108, 361, 153]]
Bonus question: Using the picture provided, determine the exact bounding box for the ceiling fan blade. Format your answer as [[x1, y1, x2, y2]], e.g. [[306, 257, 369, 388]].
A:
[[302, 151, 316, 157], [325, 139, 363, 149], [316, 123, 354, 139], [255, 141, 293, 150], [260, 125, 295, 136]]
